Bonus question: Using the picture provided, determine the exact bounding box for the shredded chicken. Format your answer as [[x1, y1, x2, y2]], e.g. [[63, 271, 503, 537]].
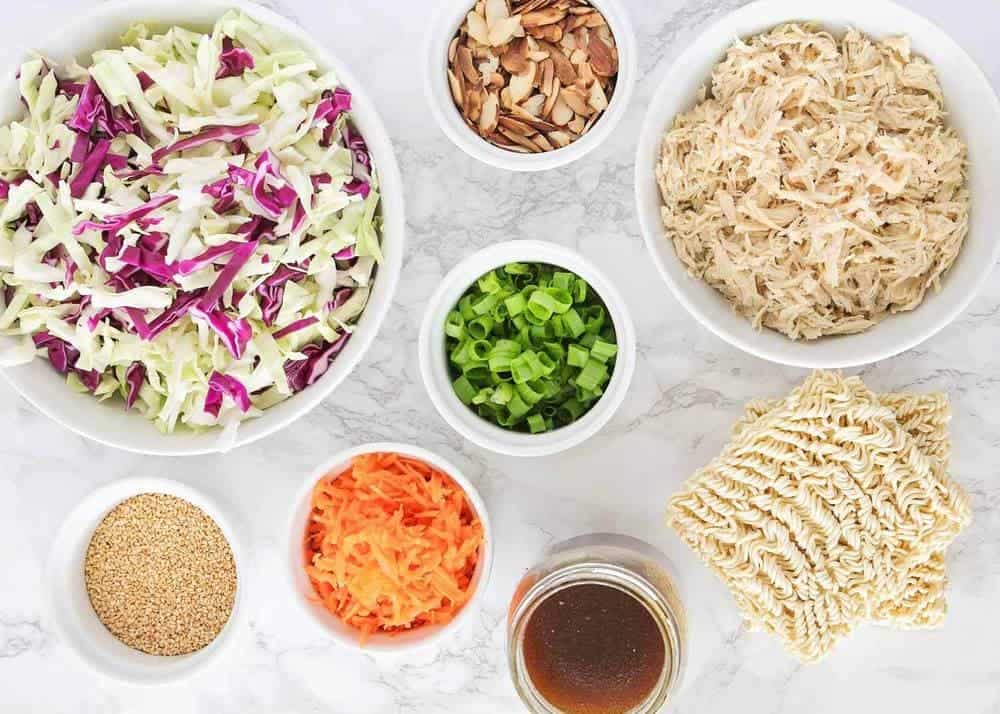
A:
[[656, 23, 970, 340]]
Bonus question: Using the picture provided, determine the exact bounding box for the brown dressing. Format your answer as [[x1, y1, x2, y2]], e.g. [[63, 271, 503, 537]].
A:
[[522, 583, 666, 714]]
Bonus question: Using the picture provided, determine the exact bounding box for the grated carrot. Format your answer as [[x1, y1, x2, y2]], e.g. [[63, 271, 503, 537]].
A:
[[303, 452, 484, 641]]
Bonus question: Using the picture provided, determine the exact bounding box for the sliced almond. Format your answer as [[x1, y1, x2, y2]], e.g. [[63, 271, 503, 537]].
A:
[[508, 62, 537, 103], [466, 11, 489, 45], [539, 58, 555, 96], [449, 36, 460, 64], [484, 0, 509, 26], [586, 31, 617, 76], [587, 80, 608, 111], [478, 55, 500, 82], [569, 48, 588, 65], [479, 92, 500, 135], [542, 77, 561, 117], [465, 83, 484, 122], [499, 127, 541, 152], [568, 5, 594, 14], [521, 7, 567, 27], [560, 85, 591, 115], [567, 115, 586, 134], [540, 41, 577, 85], [548, 130, 572, 148], [522, 93, 545, 117], [448, 69, 465, 106], [488, 16, 523, 46], [458, 46, 479, 84], [584, 12, 607, 28], [501, 37, 529, 73], [498, 114, 537, 135], [550, 97, 573, 126], [533, 133, 555, 151], [513, 0, 550, 13], [576, 61, 595, 87], [508, 105, 558, 132], [499, 86, 514, 109]]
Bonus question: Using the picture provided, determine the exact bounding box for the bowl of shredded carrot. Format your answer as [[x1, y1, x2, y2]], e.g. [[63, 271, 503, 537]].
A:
[[287, 443, 492, 651]]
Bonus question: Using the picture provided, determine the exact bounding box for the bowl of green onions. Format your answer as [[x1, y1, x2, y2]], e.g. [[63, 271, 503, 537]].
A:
[[418, 241, 636, 457]]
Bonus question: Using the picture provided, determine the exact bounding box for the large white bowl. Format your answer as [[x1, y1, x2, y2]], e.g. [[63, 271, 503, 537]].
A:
[[635, 0, 1000, 368], [286, 442, 494, 654], [418, 240, 636, 457], [424, 0, 637, 172], [0, 0, 405, 454], [46, 477, 246, 685]]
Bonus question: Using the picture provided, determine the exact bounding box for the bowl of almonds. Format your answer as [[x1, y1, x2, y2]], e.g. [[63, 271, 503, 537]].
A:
[[426, 0, 635, 171]]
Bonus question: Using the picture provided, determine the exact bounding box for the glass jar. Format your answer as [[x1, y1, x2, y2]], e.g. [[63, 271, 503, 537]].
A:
[[507, 533, 686, 714]]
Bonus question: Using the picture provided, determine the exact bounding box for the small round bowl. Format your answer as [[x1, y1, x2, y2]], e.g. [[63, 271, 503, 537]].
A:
[[0, 0, 405, 455], [418, 240, 636, 457], [424, 0, 637, 172], [45, 477, 246, 685], [634, 0, 1000, 368], [286, 442, 494, 653]]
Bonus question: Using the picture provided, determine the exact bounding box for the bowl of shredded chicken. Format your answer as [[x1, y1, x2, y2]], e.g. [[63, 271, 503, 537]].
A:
[[635, 0, 1000, 367]]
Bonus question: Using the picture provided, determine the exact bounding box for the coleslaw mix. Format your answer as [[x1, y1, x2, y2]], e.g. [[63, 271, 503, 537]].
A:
[[0, 11, 382, 438]]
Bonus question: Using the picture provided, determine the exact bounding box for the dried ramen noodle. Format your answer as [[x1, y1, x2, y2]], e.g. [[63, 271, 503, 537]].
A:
[[655, 24, 970, 339], [667, 371, 971, 661]]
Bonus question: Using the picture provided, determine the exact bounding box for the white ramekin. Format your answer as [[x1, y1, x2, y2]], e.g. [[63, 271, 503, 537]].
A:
[[424, 0, 637, 172], [418, 240, 636, 457], [286, 442, 494, 654], [45, 477, 246, 685], [0, 0, 405, 455], [635, 0, 1000, 368]]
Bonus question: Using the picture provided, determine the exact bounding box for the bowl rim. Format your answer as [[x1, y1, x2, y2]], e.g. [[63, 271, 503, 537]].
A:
[[44, 476, 246, 685], [418, 240, 637, 457], [633, 0, 1000, 368], [285, 441, 494, 653], [422, 0, 637, 172], [0, 0, 406, 455]]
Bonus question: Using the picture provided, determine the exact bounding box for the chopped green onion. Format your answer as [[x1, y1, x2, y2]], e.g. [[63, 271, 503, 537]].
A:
[[478, 270, 502, 294], [445, 311, 465, 339], [567, 343, 589, 368], [552, 271, 574, 291], [575, 358, 608, 392], [453, 375, 476, 405], [467, 316, 494, 339], [562, 308, 586, 338], [590, 338, 618, 364], [504, 292, 527, 317], [444, 261, 618, 433]]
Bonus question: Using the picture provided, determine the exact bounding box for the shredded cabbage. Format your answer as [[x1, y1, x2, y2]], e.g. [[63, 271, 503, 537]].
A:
[[0, 10, 383, 436]]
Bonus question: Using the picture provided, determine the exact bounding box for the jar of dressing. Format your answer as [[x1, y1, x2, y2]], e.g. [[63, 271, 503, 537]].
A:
[[507, 534, 686, 714]]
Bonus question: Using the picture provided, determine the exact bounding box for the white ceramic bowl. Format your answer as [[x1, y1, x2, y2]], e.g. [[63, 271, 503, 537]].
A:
[[635, 0, 1000, 368], [46, 477, 246, 685], [418, 240, 636, 457], [424, 0, 637, 171], [0, 0, 405, 454], [286, 442, 493, 653]]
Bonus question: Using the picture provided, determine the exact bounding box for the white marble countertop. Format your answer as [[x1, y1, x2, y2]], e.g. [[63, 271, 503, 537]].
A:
[[2, 0, 999, 712]]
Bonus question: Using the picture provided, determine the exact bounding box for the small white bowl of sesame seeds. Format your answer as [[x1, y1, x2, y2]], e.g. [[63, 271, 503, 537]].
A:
[[45, 477, 246, 685]]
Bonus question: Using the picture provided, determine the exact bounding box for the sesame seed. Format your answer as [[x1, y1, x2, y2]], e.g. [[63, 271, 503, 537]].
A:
[[84, 493, 237, 656]]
